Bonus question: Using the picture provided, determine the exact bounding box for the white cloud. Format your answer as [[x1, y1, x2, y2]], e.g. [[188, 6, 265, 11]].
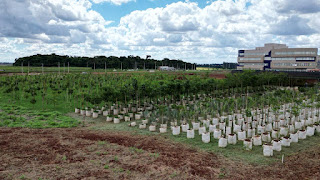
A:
[[0, 0, 319, 63], [0, 0, 112, 39], [91, 0, 135, 6]]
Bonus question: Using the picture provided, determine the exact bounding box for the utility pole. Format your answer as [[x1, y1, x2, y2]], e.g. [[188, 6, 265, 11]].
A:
[[21, 62, 23, 74]]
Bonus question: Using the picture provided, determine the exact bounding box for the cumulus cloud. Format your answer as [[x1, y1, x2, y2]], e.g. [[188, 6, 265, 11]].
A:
[[276, 0, 320, 14], [0, 0, 111, 41], [91, 0, 135, 6], [270, 16, 316, 35], [0, 0, 319, 63]]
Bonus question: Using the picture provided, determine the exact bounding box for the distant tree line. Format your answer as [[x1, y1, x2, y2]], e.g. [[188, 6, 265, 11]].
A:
[[197, 64, 223, 68], [13, 54, 196, 70]]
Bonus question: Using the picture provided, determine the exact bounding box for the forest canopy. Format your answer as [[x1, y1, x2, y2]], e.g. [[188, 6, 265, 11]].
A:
[[13, 54, 195, 70]]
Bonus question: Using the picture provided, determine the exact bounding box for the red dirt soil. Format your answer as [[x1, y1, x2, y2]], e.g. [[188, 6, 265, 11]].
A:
[[209, 74, 226, 79], [0, 128, 221, 180], [0, 128, 319, 179]]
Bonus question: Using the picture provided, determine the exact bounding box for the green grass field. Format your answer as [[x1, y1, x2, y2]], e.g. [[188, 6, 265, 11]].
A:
[[0, 103, 79, 128], [0, 65, 232, 74]]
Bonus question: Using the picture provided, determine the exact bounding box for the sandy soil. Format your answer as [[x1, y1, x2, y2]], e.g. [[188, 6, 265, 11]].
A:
[[0, 128, 319, 180]]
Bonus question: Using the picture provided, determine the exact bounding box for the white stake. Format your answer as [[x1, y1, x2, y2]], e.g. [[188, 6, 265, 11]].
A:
[[282, 154, 284, 163]]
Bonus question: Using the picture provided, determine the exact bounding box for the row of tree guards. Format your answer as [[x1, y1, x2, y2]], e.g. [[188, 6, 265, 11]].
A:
[[74, 84, 320, 157]]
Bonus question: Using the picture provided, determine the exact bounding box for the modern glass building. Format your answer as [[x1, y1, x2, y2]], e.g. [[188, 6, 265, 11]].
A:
[[237, 43, 319, 71]]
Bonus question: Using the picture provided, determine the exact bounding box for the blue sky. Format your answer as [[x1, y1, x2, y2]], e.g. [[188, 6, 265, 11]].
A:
[[0, 0, 319, 63]]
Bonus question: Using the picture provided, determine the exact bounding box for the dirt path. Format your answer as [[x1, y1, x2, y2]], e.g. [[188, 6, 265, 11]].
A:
[[0, 128, 319, 180]]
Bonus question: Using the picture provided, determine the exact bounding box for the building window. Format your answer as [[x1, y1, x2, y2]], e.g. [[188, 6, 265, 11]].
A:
[[239, 58, 261, 60], [272, 57, 295, 61], [296, 57, 315, 60], [274, 51, 316, 55], [242, 52, 268, 56], [239, 63, 268, 66], [273, 63, 316, 67]]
